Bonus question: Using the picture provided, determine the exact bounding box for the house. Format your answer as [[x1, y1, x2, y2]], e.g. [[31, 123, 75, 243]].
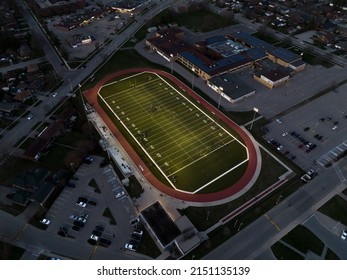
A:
[[10, 169, 55, 206], [0, 101, 21, 114], [13, 89, 32, 103], [11, 169, 50, 192], [19, 44, 31, 60]]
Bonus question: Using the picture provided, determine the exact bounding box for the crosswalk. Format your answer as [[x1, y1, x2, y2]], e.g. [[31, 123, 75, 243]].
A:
[[333, 162, 346, 183]]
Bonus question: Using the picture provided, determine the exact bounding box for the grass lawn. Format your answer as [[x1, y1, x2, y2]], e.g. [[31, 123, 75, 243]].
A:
[[325, 248, 340, 260], [102, 207, 117, 225], [252, 32, 280, 45], [126, 175, 144, 198], [0, 119, 14, 129], [281, 225, 324, 256], [136, 226, 161, 259], [180, 148, 288, 230], [271, 242, 305, 260], [98, 71, 248, 193], [88, 178, 101, 193], [318, 195, 347, 226], [0, 156, 42, 185], [7, 120, 19, 130], [146, 8, 235, 33], [17, 137, 35, 149], [290, 48, 334, 68], [0, 241, 25, 260], [40, 142, 83, 172]]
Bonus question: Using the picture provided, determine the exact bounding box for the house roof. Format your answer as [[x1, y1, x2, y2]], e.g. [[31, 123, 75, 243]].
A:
[[38, 121, 63, 140], [11, 168, 50, 191], [23, 138, 50, 160]]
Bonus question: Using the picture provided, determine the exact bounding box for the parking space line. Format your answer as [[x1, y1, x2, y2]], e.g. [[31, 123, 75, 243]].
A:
[[264, 213, 281, 232]]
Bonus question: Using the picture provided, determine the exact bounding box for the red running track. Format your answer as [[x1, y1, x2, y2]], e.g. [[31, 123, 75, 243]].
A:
[[84, 68, 258, 203]]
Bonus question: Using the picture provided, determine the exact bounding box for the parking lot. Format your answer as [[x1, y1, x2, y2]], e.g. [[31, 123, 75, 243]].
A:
[[43, 155, 141, 253], [264, 86, 347, 173], [46, 6, 131, 61]]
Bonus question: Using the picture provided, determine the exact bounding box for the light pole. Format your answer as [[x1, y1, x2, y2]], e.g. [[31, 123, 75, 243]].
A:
[[191, 67, 195, 89], [170, 54, 174, 74], [206, 210, 210, 221], [217, 86, 223, 110], [313, 122, 319, 133], [250, 107, 259, 131], [70, 162, 75, 173], [69, 78, 73, 93]]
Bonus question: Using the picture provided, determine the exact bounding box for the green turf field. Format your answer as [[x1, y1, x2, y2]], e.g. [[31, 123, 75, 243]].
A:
[[98, 72, 248, 193]]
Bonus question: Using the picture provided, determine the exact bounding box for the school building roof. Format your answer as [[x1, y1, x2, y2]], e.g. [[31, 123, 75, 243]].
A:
[[229, 31, 274, 50], [209, 73, 256, 101], [267, 47, 302, 63], [141, 201, 181, 247]]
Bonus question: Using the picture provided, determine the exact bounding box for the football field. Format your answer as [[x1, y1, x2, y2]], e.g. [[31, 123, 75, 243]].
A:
[[98, 72, 249, 193]]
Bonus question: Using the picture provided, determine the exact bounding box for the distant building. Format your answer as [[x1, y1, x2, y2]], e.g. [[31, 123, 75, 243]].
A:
[[108, 0, 148, 13], [26, 0, 86, 17]]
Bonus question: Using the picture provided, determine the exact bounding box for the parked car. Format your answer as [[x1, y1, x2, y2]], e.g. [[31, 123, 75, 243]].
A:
[[27, 113, 35, 120], [130, 217, 140, 226], [73, 221, 84, 228], [95, 225, 104, 232], [125, 243, 137, 252], [66, 182, 75, 188], [99, 238, 111, 247], [72, 225, 80, 231], [133, 229, 143, 236], [90, 234, 99, 241], [78, 197, 88, 203], [92, 230, 102, 237], [84, 156, 94, 164], [80, 213, 89, 219], [131, 233, 141, 241], [100, 159, 110, 168], [69, 214, 79, 221], [341, 230, 347, 240], [76, 201, 87, 208], [40, 218, 51, 225], [115, 190, 125, 199], [87, 239, 98, 246], [77, 217, 87, 224]]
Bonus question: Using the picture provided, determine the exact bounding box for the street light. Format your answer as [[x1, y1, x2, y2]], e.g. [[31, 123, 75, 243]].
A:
[[70, 162, 75, 173], [69, 78, 73, 93], [191, 67, 195, 89], [217, 86, 223, 110], [250, 107, 259, 131], [170, 54, 174, 74]]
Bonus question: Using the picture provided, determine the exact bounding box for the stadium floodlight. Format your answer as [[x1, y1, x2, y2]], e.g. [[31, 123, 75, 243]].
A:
[[217, 86, 224, 110], [170, 54, 174, 74], [250, 107, 259, 131], [191, 67, 195, 89]]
